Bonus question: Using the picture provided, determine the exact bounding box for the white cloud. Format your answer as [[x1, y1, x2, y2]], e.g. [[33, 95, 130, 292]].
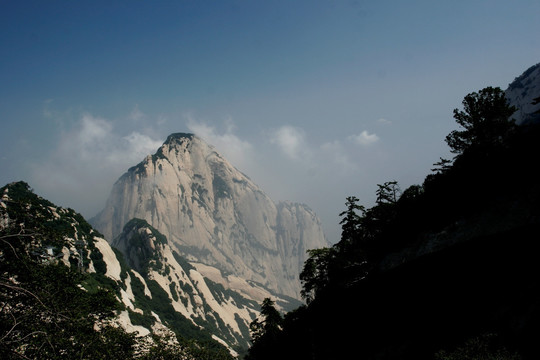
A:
[[377, 118, 392, 125], [129, 104, 145, 122], [320, 140, 357, 171], [116, 131, 164, 163], [77, 114, 112, 151], [186, 117, 254, 171], [268, 125, 366, 171], [30, 113, 163, 217], [269, 125, 309, 161], [348, 130, 380, 146], [58, 114, 162, 166]]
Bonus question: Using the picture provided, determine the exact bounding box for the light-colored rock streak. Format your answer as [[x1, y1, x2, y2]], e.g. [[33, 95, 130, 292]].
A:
[[92, 133, 328, 298], [93, 237, 122, 281]]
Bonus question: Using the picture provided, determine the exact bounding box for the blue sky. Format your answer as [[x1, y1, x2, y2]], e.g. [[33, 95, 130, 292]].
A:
[[1, 0, 539, 242]]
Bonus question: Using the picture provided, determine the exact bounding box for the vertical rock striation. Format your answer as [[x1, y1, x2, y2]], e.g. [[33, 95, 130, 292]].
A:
[[92, 133, 328, 298], [506, 62, 540, 125]]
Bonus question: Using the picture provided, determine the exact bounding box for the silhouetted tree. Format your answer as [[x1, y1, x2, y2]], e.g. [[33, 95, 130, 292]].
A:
[[361, 181, 400, 251], [375, 181, 400, 205], [246, 298, 283, 360], [445, 86, 517, 155], [337, 196, 365, 250], [299, 248, 335, 303], [431, 157, 453, 175]]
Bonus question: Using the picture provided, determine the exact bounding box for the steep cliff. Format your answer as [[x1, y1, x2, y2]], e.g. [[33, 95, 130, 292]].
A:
[[92, 133, 328, 298], [112, 217, 298, 352], [0, 181, 235, 358], [1, 181, 284, 357], [506, 62, 540, 125]]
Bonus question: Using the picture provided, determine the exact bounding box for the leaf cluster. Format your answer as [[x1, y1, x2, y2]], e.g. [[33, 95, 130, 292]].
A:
[[445, 86, 517, 155], [245, 298, 283, 360]]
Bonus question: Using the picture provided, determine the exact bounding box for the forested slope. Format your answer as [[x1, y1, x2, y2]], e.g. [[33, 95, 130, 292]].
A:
[[246, 86, 540, 360]]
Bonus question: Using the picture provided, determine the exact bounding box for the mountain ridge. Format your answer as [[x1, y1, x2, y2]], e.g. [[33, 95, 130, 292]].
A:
[[0, 181, 276, 357], [91, 133, 328, 299]]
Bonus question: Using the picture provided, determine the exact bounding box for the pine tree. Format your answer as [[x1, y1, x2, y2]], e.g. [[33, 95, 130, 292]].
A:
[[445, 86, 517, 155], [246, 298, 283, 360]]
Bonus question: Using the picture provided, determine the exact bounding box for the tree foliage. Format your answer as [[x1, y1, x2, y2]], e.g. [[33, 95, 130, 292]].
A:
[[245, 85, 540, 359], [0, 183, 133, 359], [299, 247, 335, 303], [445, 86, 517, 155], [0, 182, 232, 360], [375, 181, 400, 205], [435, 334, 522, 360], [245, 298, 283, 360], [0, 232, 136, 359], [338, 196, 364, 244]]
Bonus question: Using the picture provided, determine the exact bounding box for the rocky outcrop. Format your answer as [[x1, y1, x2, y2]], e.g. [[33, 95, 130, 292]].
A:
[[506, 62, 540, 125], [112, 218, 277, 351], [92, 133, 328, 298], [0, 181, 260, 355]]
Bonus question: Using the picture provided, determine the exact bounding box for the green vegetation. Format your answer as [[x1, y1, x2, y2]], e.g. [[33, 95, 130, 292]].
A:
[[245, 298, 283, 360], [205, 277, 258, 310], [169, 281, 179, 301], [3, 83, 539, 359], [213, 174, 231, 198], [172, 249, 194, 272], [112, 246, 130, 282], [118, 221, 234, 359], [445, 86, 517, 155], [0, 198, 136, 358], [123, 218, 168, 246], [435, 334, 522, 360], [0, 183, 233, 359]]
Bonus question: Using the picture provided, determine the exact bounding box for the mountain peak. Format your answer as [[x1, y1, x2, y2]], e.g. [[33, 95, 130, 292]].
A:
[[164, 132, 196, 144], [92, 131, 329, 298]]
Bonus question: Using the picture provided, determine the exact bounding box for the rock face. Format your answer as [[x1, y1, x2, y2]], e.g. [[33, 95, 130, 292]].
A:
[[506, 62, 540, 125], [0, 181, 263, 354], [92, 133, 328, 298], [112, 218, 268, 351]]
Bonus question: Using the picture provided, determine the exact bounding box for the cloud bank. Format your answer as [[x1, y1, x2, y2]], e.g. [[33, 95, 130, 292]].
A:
[[268, 125, 380, 173], [270, 125, 310, 161], [348, 130, 380, 146], [30, 113, 163, 217], [29, 109, 386, 242], [186, 117, 254, 172]]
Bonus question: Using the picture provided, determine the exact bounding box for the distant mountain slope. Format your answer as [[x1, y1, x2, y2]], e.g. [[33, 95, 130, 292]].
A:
[[91, 133, 328, 299], [112, 217, 297, 352], [0, 181, 264, 358]]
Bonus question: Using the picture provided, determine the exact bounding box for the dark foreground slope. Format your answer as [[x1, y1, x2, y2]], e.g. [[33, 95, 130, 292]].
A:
[[246, 96, 540, 359], [295, 224, 539, 359]]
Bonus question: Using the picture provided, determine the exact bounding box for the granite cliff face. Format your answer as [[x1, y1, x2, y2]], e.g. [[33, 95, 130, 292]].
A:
[[506, 62, 540, 125], [92, 133, 328, 298], [111, 218, 271, 352], [0, 182, 262, 356]]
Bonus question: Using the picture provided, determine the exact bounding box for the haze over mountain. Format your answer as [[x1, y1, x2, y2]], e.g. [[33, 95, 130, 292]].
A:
[[3, 49, 540, 359], [92, 133, 328, 299], [0, 131, 329, 357], [0, 181, 272, 357], [242, 64, 540, 360], [2, 2, 538, 248]]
